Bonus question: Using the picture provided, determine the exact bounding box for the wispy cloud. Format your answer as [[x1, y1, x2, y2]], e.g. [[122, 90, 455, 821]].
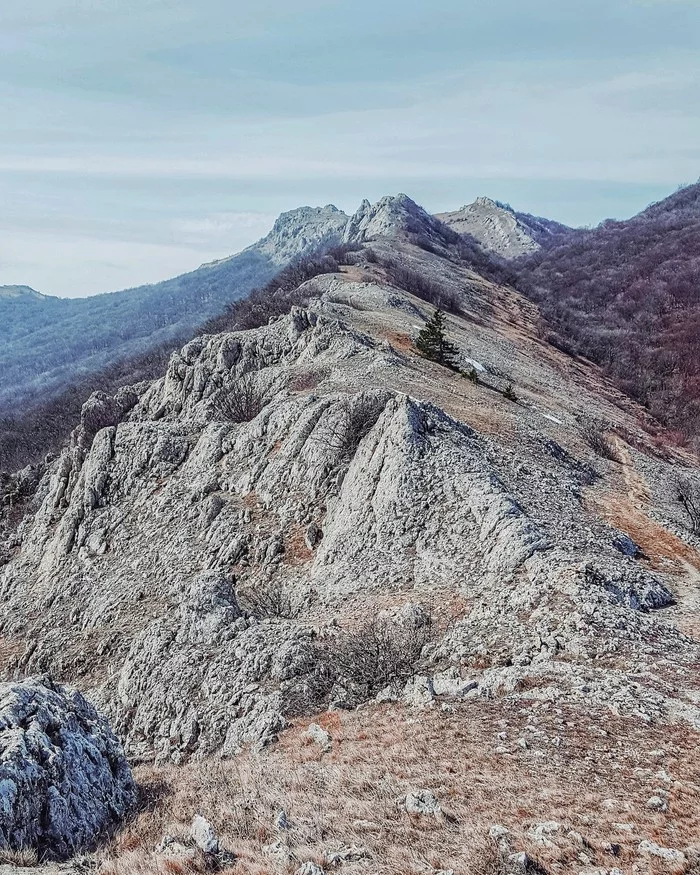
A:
[[1, 0, 698, 296]]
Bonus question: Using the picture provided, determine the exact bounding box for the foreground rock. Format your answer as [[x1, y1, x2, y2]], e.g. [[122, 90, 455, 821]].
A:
[[0, 678, 136, 860]]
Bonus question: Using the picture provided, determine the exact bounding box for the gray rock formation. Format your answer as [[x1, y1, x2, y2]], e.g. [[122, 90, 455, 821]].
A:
[[245, 204, 349, 265], [0, 678, 135, 860], [1, 223, 699, 777], [437, 196, 571, 259]]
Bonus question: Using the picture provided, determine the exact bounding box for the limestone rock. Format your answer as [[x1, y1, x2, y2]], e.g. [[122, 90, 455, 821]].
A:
[[190, 815, 219, 854], [403, 790, 442, 818], [304, 722, 332, 752], [0, 678, 135, 860]]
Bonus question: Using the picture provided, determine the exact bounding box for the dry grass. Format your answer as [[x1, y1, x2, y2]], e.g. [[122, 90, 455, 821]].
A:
[[97, 698, 700, 875], [283, 523, 313, 566], [0, 847, 39, 867]]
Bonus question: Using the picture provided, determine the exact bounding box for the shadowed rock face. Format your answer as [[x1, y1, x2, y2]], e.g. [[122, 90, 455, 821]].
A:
[[0, 677, 136, 859]]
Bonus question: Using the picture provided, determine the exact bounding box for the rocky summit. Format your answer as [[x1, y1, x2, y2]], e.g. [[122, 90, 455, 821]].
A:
[[437, 196, 572, 259], [1, 194, 700, 873]]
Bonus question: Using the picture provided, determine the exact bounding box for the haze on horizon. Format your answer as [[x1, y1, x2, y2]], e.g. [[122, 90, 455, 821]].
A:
[[1, 0, 699, 298]]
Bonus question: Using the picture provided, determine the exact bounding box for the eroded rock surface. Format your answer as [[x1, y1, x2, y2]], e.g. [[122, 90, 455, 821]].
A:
[[0, 678, 135, 859]]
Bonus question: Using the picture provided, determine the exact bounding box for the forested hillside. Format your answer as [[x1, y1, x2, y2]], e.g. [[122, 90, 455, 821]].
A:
[[519, 182, 700, 442]]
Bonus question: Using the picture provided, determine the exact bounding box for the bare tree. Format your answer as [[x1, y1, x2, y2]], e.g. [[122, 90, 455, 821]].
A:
[[580, 418, 619, 462], [214, 375, 270, 423], [674, 475, 700, 534]]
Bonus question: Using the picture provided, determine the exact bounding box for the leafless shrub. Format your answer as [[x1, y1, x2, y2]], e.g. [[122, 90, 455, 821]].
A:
[[214, 375, 270, 424], [0, 848, 39, 867], [236, 577, 299, 619], [580, 419, 619, 461], [674, 475, 700, 535], [292, 612, 436, 714], [313, 398, 385, 462]]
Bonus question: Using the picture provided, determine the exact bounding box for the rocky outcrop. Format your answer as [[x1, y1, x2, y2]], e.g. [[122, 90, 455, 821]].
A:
[[1, 275, 698, 764], [344, 194, 450, 250], [246, 205, 349, 265], [437, 197, 571, 259], [0, 678, 135, 859]]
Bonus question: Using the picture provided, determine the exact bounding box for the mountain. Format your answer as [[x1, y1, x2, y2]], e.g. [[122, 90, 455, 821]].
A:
[[0, 204, 349, 415], [0, 285, 48, 300], [436, 196, 573, 259], [518, 181, 700, 441], [2, 193, 700, 872]]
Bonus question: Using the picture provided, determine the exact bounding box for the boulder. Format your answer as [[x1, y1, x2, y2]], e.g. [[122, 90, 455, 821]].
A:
[[0, 678, 136, 860]]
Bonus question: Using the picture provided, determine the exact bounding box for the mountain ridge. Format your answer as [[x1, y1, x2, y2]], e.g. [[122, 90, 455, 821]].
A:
[[2, 218, 700, 872], [437, 196, 573, 259]]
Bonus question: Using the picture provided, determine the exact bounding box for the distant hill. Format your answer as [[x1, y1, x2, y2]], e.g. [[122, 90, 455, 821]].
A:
[[0, 205, 348, 412], [436, 196, 573, 259], [518, 182, 700, 441]]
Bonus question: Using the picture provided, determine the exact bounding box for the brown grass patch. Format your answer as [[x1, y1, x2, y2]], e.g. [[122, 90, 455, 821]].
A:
[[284, 524, 313, 566], [99, 698, 700, 875]]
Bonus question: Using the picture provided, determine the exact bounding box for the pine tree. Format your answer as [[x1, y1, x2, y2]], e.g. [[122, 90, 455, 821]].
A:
[[415, 308, 459, 368]]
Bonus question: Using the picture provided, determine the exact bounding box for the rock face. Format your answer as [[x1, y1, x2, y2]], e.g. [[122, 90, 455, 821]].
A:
[[437, 197, 571, 259], [246, 204, 349, 265], [0, 678, 136, 859], [345, 194, 449, 249], [1, 219, 700, 772]]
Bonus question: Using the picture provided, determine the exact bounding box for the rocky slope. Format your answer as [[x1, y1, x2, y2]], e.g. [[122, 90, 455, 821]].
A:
[[1, 195, 700, 872], [437, 197, 572, 259], [0, 205, 348, 414]]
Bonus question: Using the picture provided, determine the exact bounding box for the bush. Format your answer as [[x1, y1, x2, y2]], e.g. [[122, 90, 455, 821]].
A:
[[580, 419, 619, 461], [214, 375, 271, 423], [674, 475, 700, 535], [313, 397, 386, 462], [237, 577, 299, 619], [317, 611, 433, 702], [502, 384, 518, 402]]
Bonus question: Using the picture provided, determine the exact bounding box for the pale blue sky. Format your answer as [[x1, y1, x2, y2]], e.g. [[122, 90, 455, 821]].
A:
[[1, 0, 699, 297]]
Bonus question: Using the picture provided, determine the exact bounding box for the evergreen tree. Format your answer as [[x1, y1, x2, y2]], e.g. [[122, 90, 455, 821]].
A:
[[415, 308, 459, 368]]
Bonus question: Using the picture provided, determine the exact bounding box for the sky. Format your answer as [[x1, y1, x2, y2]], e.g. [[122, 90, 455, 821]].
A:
[[1, 0, 699, 297]]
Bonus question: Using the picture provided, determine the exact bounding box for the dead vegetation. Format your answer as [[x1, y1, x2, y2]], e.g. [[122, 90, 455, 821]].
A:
[[579, 417, 620, 462], [97, 698, 700, 875], [674, 475, 700, 535], [214, 375, 272, 424]]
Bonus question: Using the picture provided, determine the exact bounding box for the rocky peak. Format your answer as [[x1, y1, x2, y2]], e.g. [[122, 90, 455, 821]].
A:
[[437, 197, 572, 260], [0, 285, 47, 301], [344, 193, 449, 247], [470, 196, 513, 212], [246, 204, 349, 265], [437, 197, 540, 260]]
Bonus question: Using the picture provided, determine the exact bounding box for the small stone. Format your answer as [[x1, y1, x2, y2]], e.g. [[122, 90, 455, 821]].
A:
[[276, 809, 291, 830], [296, 863, 325, 875], [528, 821, 561, 847], [507, 851, 534, 874], [638, 840, 685, 863], [402, 675, 435, 707], [646, 795, 667, 812], [489, 824, 512, 852], [404, 790, 442, 817], [190, 815, 219, 854], [325, 845, 368, 866], [305, 722, 332, 752]]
